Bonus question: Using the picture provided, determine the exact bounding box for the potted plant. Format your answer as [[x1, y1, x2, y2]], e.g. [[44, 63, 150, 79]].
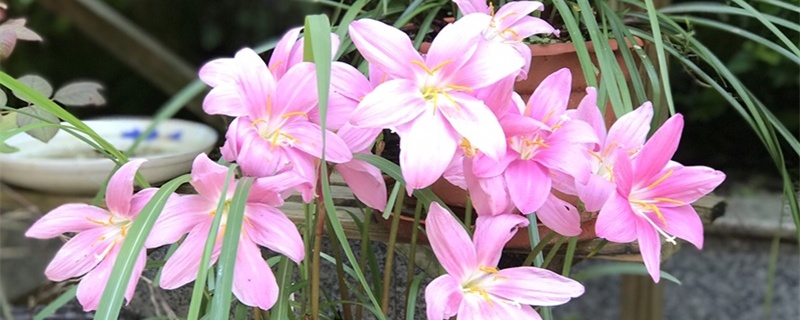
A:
[[4, 0, 797, 319]]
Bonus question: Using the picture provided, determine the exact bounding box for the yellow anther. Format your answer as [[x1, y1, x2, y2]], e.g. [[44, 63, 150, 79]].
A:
[[602, 142, 620, 157], [269, 60, 282, 72], [266, 98, 273, 117], [646, 169, 674, 190], [281, 111, 309, 119], [501, 28, 521, 41], [410, 59, 454, 76], [542, 110, 555, 124], [654, 197, 685, 205], [86, 216, 111, 226], [479, 266, 500, 274], [651, 204, 668, 227], [460, 138, 477, 157], [250, 118, 268, 128], [469, 287, 495, 307], [445, 84, 474, 93], [587, 150, 604, 162]]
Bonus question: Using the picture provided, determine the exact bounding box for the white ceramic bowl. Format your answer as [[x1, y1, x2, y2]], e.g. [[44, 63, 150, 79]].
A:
[[0, 117, 218, 195]]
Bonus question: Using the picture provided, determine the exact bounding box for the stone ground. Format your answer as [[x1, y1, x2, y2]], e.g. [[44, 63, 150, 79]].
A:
[[2, 183, 799, 319]]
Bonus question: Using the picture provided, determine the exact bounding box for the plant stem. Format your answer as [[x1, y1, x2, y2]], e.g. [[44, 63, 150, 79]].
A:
[[381, 190, 406, 315], [527, 213, 553, 320], [311, 186, 329, 320], [404, 199, 424, 319], [562, 236, 579, 276], [356, 207, 374, 320], [326, 217, 353, 320], [463, 197, 473, 236]]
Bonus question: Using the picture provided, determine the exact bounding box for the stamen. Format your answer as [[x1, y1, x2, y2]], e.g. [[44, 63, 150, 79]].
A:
[[250, 118, 268, 128], [86, 216, 111, 226], [654, 197, 685, 205], [646, 169, 674, 190], [410, 59, 454, 76], [641, 212, 677, 245], [269, 60, 282, 72], [602, 142, 620, 157], [281, 111, 309, 119], [479, 266, 500, 274], [587, 150, 604, 162], [501, 28, 520, 41], [445, 84, 474, 93], [469, 287, 495, 307], [266, 98, 273, 117]]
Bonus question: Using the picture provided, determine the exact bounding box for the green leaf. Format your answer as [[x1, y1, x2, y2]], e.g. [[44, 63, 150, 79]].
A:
[[15, 105, 59, 142], [572, 262, 682, 285], [33, 286, 77, 320], [305, 14, 386, 320], [209, 177, 254, 319], [272, 257, 295, 320], [94, 174, 191, 320], [0, 89, 6, 106], [404, 274, 425, 320]]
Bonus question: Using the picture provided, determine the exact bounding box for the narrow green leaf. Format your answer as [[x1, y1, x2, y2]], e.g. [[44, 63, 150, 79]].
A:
[[730, 0, 800, 58], [273, 257, 295, 319], [643, 0, 675, 115], [94, 174, 191, 319], [552, 0, 597, 87], [404, 274, 425, 320], [381, 179, 402, 219], [306, 14, 386, 319], [572, 262, 682, 284], [33, 286, 77, 320], [659, 3, 800, 32], [209, 177, 254, 319], [187, 164, 238, 320]]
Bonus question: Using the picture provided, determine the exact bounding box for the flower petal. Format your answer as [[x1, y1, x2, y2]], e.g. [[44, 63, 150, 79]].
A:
[[487, 266, 584, 306], [337, 159, 388, 211], [464, 163, 512, 216], [449, 35, 524, 89], [641, 165, 725, 206], [159, 222, 219, 289], [525, 68, 571, 126], [232, 48, 276, 120], [349, 79, 426, 128], [606, 102, 653, 152], [505, 160, 550, 214], [473, 213, 528, 267], [282, 121, 353, 163], [274, 62, 318, 115], [268, 27, 302, 78], [44, 227, 114, 281], [576, 173, 616, 212], [426, 202, 477, 281], [636, 217, 663, 282], [396, 110, 458, 191], [656, 205, 704, 249], [425, 275, 463, 320], [245, 204, 305, 263], [75, 246, 146, 311], [190, 153, 231, 200], [146, 195, 212, 248], [336, 123, 381, 153], [439, 92, 506, 160], [537, 193, 582, 236], [25, 204, 110, 239], [596, 194, 638, 243], [633, 114, 683, 182], [106, 159, 146, 217], [202, 84, 247, 117], [198, 57, 236, 87], [453, 0, 489, 14], [574, 87, 605, 141], [232, 237, 279, 310], [349, 19, 421, 79]]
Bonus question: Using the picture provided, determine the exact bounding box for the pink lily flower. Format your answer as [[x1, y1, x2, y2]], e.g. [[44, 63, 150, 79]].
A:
[[348, 17, 523, 192], [148, 153, 305, 309], [201, 48, 351, 200], [596, 115, 725, 282], [266, 27, 340, 80], [425, 202, 584, 319], [469, 69, 597, 235], [335, 123, 387, 211], [573, 89, 655, 211], [453, 0, 558, 80], [25, 159, 156, 311]]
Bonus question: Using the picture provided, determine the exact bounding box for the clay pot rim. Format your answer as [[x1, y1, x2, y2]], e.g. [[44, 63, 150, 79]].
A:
[[529, 37, 645, 56]]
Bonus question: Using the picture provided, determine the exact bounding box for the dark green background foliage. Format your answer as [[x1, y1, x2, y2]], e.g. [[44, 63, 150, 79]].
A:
[[3, 0, 796, 183]]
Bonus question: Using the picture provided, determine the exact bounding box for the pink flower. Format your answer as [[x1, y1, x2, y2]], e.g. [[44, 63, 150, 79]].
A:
[[201, 48, 351, 200], [267, 27, 340, 80], [595, 115, 725, 282], [453, 1, 558, 79], [25, 159, 156, 311], [348, 17, 523, 192], [424, 202, 584, 319], [573, 89, 655, 211], [335, 123, 387, 211], [148, 153, 305, 309], [468, 69, 597, 235]]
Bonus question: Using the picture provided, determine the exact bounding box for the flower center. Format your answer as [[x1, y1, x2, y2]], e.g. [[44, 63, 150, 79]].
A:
[[628, 169, 686, 245], [509, 133, 549, 160], [250, 112, 307, 149], [410, 59, 473, 112], [461, 266, 515, 308], [86, 213, 132, 261]]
